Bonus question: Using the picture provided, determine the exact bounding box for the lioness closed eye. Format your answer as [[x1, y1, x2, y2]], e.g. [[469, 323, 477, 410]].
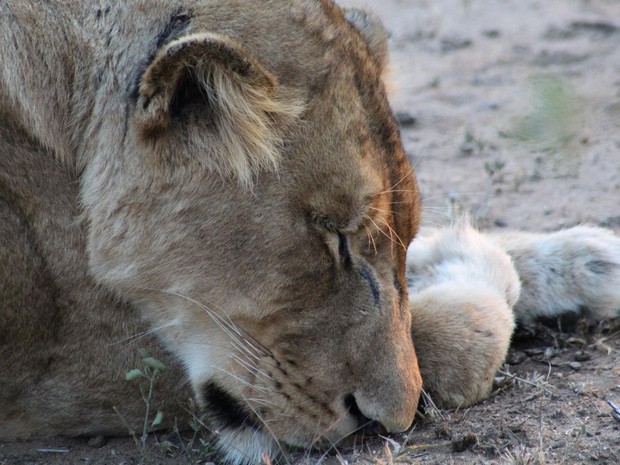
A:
[[0, 1, 422, 464]]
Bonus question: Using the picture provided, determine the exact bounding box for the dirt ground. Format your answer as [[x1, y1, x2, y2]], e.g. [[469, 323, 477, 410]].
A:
[[2, 0, 620, 464]]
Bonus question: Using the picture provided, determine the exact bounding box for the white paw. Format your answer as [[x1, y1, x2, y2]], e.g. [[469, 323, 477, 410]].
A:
[[491, 226, 620, 322]]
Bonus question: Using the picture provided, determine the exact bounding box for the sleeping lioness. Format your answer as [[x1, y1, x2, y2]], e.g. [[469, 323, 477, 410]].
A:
[[0, 1, 421, 463], [3, 1, 620, 464]]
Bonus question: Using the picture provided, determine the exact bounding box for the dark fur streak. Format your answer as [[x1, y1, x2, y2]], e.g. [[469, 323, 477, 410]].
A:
[[359, 263, 380, 305], [95, 5, 111, 20], [393, 270, 404, 304], [338, 233, 353, 270], [473, 329, 493, 338], [587, 259, 617, 274], [129, 8, 194, 100]]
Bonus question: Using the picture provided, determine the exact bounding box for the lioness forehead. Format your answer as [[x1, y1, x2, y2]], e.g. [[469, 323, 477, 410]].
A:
[[188, 0, 376, 89]]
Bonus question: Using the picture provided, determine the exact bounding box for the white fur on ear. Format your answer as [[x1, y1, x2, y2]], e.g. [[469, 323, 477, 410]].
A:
[[135, 33, 304, 186]]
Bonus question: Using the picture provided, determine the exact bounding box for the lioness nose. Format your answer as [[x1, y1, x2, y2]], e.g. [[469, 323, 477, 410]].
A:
[[348, 388, 418, 433], [346, 367, 421, 433], [347, 337, 423, 433]]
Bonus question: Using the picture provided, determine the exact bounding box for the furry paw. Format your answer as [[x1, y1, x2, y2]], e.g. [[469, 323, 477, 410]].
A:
[[410, 283, 514, 408], [490, 226, 620, 322], [407, 220, 518, 408]]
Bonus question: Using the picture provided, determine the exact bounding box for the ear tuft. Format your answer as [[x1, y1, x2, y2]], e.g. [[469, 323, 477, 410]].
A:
[[135, 33, 304, 187]]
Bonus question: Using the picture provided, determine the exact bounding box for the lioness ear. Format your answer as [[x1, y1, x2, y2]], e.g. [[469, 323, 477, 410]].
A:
[[135, 33, 303, 185], [343, 9, 389, 70]]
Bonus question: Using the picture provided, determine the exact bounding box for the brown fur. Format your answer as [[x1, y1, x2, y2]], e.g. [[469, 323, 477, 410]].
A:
[[0, 1, 421, 463]]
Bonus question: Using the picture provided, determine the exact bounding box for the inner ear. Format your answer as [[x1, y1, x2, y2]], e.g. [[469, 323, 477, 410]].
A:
[[168, 67, 214, 123]]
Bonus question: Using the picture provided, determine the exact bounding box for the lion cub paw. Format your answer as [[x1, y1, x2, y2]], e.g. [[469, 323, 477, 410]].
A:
[[407, 221, 519, 408]]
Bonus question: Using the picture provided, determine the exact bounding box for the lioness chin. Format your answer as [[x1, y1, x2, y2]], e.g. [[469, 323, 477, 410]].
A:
[[0, 1, 422, 463]]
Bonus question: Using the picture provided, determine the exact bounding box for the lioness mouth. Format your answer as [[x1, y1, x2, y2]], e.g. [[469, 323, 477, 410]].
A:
[[202, 381, 259, 431], [344, 394, 385, 435]]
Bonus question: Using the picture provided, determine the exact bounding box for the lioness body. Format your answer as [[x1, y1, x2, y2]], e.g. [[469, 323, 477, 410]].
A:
[[4, 1, 620, 463], [1, 1, 422, 463]]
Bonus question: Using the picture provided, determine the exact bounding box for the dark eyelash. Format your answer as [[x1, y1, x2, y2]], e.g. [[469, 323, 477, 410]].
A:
[[337, 232, 352, 270]]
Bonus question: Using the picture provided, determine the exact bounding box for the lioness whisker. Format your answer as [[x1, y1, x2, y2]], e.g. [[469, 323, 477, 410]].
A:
[[231, 353, 272, 382], [364, 213, 406, 254], [367, 206, 390, 214], [214, 366, 271, 394], [374, 215, 408, 251], [244, 397, 280, 409], [364, 224, 378, 255], [107, 321, 179, 347], [147, 288, 272, 360], [364, 213, 395, 258], [179, 294, 275, 358], [180, 402, 279, 465], [385, 166, 415, 193], [373, 188, 417, 196], [308, 409, 349, 451], [222, 330, 265, 363], [314, 415, 376, 463]]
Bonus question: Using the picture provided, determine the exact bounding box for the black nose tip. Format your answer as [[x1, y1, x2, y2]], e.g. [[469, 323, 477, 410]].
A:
[[343, 394, 386, 435]]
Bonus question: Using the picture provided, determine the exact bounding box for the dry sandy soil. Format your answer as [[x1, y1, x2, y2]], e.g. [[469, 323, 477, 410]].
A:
[[2, 0, 620, 464]]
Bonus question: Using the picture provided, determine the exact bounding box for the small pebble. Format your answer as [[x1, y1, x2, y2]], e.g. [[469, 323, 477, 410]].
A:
[[507, 350, 526, 365], [524, 348, 544, 356], [482, 29, 501, 38], [440, 36, 472, 52], [88, 435, 107, 448], [551, 439, 566, 449], [395, 111, 417, 127], [568, 361, 582, 370], [434, 423, 452, 439], [451, 431, 478, 452], [574, 350, 591, 362]]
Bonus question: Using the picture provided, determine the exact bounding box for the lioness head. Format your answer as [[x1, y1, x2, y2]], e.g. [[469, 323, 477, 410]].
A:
[[81, 1, 421, 462]]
